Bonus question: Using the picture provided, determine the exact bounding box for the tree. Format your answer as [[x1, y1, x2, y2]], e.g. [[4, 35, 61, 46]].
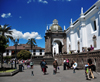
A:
[[0, 24, 13, 68], [17, 50, 31, 60], [0, 24, 13, 40], [0, 36, 9, 67], [26, 38, 36, 59]]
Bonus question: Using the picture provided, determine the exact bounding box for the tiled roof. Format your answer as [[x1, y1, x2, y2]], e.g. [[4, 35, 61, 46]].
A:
[[6, 44, 45, 50]]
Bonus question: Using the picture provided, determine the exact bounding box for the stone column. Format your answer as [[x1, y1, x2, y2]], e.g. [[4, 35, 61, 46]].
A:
[[62, 35, 67, 53], [80, 7, 87, 51], [81, 25, 87, 49], [69, 18, 75, 51], [70, 30, 75, 50]]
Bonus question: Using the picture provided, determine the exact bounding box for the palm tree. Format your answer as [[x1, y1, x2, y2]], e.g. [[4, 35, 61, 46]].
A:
[[0, 24, 13, 68], [26, 38, 36, 59], [0, 24, 13, 40]]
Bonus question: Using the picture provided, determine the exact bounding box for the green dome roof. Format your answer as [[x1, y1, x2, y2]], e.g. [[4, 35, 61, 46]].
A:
[[49, 19, 62, 31]]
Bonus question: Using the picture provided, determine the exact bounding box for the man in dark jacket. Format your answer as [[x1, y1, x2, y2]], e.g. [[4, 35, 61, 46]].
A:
[[40, 60, 43, 71]]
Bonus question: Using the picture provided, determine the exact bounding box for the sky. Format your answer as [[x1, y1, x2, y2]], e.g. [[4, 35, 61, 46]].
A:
[[0, 0, 98, 48]]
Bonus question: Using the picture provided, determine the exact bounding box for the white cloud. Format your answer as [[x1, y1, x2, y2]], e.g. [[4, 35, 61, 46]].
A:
[[43, 1, 48, 4], [27, 0, 35, 4], [67, 0, 71, 1], [27, 0, 32, 4], [38, 0, 42, 2], [11, 29, 42, 40], [38, 0, 48, 4], [19, 16, 22, 18], [11, 29, 23, 39], [53, 0, 72, 2], [1, 13, 12, 18], [27, 0, 71, 4], [36, 36, 42, 39]]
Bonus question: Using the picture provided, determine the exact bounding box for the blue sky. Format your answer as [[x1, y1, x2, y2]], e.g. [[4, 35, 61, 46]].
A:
[[0, 0, 97, 48]]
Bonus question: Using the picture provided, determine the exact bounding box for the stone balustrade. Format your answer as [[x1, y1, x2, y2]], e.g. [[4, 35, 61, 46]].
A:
[[54, 49, 100, 72]]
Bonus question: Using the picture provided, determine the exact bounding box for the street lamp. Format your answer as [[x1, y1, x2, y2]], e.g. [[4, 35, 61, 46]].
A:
[[13, 38, 19, 69]]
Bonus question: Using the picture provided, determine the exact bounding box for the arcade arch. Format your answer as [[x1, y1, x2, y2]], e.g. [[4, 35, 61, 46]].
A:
[[52, 39, 63, 56]]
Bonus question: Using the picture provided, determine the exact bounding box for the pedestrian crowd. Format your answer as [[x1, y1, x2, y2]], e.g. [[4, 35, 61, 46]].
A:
[[4, 57, 97, 81], [39, 58, 97, 81]]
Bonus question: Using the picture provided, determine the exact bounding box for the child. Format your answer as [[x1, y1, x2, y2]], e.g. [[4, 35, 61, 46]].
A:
[[85, 64, 91, 80], [71, 60, 77, 73]]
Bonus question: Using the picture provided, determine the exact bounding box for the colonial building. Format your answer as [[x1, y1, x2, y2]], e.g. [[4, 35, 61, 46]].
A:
[[3, 44, 45, 58], [45, 0, 100, 55], [66, 0, 100, 53]]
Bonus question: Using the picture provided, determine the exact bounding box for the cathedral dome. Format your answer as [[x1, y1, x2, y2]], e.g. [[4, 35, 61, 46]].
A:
[[50, 19, 62, 31]]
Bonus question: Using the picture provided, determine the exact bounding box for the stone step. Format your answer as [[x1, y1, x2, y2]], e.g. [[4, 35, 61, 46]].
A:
[[32, 58, 54, 65]]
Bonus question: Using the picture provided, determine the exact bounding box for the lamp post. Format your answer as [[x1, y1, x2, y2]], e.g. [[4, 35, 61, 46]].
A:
[[13, 38, 19, 69]]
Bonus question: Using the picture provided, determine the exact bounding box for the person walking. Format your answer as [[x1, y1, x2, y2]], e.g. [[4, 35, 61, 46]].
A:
[[66, 59, 69, 69], [40, 60, 43, 71], [63, 58, 66, 70], [55, 59, 58, 72], [30, 60, 34, 69], [41, 59, 47, 75], [71, 60, 77, 73], [53, 59, 58, 74]]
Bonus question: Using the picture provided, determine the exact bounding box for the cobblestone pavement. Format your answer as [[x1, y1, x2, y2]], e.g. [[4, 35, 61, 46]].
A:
[[0, 65, 100, 82]]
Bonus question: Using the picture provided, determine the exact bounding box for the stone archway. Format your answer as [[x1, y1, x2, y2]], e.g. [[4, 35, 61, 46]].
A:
[[44, 19, 66, 57], [52, 40, 63, 56]]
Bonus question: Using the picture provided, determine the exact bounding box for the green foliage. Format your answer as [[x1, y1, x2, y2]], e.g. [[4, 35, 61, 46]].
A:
[[26, 38, 36, 49], [0, 24, 14, 67], [17, 50, 31, 60], [26, 38, 36, 59], [3, 56, 12, 60], [0, 36, 9, 53], [0, 24, 13, 53], [0, 69, 16, 73]]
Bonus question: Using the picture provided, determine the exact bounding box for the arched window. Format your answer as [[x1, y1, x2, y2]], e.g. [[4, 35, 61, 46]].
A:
[[93, 35, 97, 48]]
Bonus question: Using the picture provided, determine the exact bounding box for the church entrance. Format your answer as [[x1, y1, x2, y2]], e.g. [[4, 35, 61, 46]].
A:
[[53, 40, 63, 56], [59, 42, 62, 54]]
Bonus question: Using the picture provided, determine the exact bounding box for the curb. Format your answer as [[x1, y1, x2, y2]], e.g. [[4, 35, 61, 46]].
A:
[[0, 69, 19, 77]]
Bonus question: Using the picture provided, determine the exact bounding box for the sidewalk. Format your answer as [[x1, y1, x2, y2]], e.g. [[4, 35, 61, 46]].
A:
[[0, 65, 100, 82]]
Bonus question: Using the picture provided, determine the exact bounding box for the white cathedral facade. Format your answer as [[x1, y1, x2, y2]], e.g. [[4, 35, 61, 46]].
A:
[[66, 0, 100, 53], [45, 0, 100, 56]]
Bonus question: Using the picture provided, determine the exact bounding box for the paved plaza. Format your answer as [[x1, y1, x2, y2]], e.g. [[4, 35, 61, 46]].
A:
[[0, 65, 100, 82]]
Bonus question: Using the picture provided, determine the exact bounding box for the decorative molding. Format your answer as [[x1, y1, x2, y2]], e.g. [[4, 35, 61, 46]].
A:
[[98, 11, 100, 14]]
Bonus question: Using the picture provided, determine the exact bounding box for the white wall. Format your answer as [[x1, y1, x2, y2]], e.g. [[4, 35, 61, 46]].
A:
[[42, 50, 45, 56], [3, 52, 6, 56], [3, 49, 45, 57], [66, 1, 100, 53]]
